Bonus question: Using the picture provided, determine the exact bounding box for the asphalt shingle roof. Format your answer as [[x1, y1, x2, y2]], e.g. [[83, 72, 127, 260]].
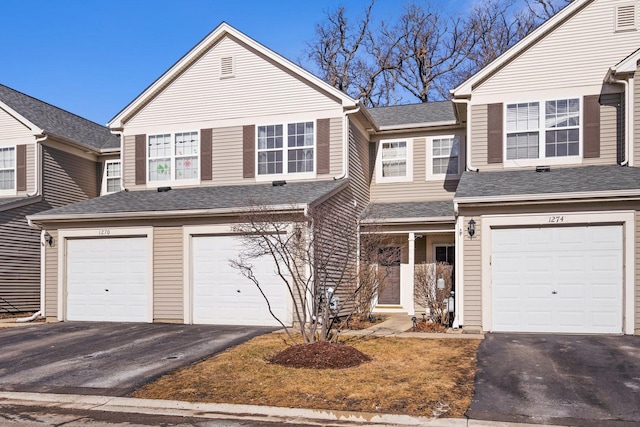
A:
[[364, 200, 454, 220], [0, 84, 119, 151], [30, 179, 348, 219], [367, 101, 456, 128], [455, 165, 640, 200]]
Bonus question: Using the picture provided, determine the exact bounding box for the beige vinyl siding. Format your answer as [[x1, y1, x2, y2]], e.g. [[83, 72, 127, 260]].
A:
[[370, 130, 464, 203], [43, 146, 99, 207], [123, 134, 136, 189], [127, 35, 342, 130], [348, 120, 370, 207], [0, 200, 48, 312], [315, 185, 359, 316], [469, 104, 499, 171], [462, 216, 482, 328], [153, 227, 184, 321], [473, 0, 640, 98], [44, 229, 58, 317], [636, 211, 640, 334], [0, 107, 33, 141], [583, 93, 622, 166], [635, 69, 640, 166], [328, 117, 343, 176]]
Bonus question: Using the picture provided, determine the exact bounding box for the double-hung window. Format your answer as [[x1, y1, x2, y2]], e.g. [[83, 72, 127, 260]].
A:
[[257, 121, 314, 176], [431, 136, 460, 176], [104, 160, 121, 194], [148, 131, 199, 183], [377, 140, 412, 183], [506, 98, 580, 162], [0, 147, 16, 192]]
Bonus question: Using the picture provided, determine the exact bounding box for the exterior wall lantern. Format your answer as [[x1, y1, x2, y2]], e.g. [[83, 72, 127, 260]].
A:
[[43, 231, 54, 247], [467, 219, 476, 239]]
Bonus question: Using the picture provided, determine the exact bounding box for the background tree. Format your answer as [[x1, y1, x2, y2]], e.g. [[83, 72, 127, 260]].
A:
[[306, 0, 572, 105]]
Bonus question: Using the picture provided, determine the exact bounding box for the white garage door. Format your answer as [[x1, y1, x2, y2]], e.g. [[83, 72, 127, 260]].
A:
[[192, 235, 291, 326], [66, 237, 149, 322], [492, 225, 622, 333]]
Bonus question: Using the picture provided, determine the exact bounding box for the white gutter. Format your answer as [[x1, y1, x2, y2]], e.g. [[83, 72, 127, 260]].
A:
[[451, 98, 477, 172], [376, 120, 458, 132], [27, 133, 47, 197], [360, 216, 456, 225], [454, 187, 640, 205], [608, 73, 630, 166], [335, 106, 361, 180]]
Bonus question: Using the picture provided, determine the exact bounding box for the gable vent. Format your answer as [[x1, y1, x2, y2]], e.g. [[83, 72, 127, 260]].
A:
[[616, 4, 637, 31], [220, 56, 234, 78]]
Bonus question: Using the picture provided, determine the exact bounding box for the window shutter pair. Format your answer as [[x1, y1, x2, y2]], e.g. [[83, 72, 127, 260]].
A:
[[242, 119, 331, 178], [485, 96, 601, 164], [134, 130, 213, 184]]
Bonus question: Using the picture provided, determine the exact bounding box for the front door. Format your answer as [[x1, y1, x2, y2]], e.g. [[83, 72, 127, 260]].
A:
[[378, 247, 401, 305]]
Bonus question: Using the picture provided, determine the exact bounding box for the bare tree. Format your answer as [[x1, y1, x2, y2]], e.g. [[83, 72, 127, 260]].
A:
[[389, 2, 477, 102], [526, 0, 573, 21], [414, 262, 453, 325]]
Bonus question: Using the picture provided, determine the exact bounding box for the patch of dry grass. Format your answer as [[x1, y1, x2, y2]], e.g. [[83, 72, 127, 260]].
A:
[[132, 334, 479, 418]]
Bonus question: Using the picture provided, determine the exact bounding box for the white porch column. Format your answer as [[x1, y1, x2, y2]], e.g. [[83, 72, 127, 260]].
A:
[[453, 216, 464, 329], [406, 232, 416, 315]]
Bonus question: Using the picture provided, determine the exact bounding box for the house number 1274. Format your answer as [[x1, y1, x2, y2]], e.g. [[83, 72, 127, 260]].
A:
[[548, 216, 564, 223]]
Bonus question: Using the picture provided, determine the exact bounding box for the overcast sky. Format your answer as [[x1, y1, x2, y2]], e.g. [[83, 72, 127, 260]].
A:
[[0, 0, 475, 125]]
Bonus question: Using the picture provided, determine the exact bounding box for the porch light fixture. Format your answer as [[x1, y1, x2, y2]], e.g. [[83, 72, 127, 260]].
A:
[[467, 219, 476, 239], [43, 231, 54, 247]]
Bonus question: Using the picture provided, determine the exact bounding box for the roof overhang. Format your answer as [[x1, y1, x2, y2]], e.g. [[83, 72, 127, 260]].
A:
[[361, 216, 455, 225], [0, 100, 45, 137], [451, 0, 592, 98], [27, 203, 308, 226], [454, 188, 640, 206], [108, 22, 357, 129], [607, 47, 640, 79]]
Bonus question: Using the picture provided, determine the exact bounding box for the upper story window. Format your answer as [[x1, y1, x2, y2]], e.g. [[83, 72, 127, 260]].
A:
[[376, 139, 413, 183], [103, 160, 121, 194], [148, 131, 199, 183], [506, 98, 580, 163], [257, 122, 314, 177], [430, 136, 460, 177], [0, 146, 16, 192]]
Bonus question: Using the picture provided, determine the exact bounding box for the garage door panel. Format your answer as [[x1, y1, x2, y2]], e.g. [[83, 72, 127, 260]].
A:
[[492, 225, 622, 333], [192, 235, 291, 327], [67, 237, 149, 322]]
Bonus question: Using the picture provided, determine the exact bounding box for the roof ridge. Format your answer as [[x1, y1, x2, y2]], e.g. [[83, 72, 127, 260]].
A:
[[0, 83, 110, 130]]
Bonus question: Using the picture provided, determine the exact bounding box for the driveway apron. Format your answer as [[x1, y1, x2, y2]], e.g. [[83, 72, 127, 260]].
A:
[[0, 322, 275, 396], [467, 333, 640, 426]]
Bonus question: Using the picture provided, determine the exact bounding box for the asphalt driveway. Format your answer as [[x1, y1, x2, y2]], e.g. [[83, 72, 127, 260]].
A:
[[0, 322, 275, 396], [468, 333, 640, 426]]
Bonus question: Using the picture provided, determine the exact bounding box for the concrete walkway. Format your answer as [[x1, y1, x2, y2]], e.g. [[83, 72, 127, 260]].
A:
[[342, 313, 484, 340]]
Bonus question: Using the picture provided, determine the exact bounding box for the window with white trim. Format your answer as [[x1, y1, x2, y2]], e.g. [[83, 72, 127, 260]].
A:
[[104, 160, 121, 194], [148, 131, 199, 183], [376, 139, 413, 183], [431, 136, 460, 176], [506, 98, 580, 161], [257, 121, 314, 176], [0, 146, 16, 191]]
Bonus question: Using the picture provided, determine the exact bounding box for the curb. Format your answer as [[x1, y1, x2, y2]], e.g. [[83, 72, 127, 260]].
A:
[[0, 392, 562, 427], [0, 391, 462, 426]]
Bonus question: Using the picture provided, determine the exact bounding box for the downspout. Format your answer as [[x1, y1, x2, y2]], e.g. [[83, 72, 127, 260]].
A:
[[16, 224, 44, 323], [452, 98, 478, 172], [27, 133, 48, 197], [334, 105, 361, 180], [608, 73, 630, 166]]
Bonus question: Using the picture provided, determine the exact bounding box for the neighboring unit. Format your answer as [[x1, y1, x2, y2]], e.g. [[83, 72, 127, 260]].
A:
[[451, 0, 640, 334], [0, 84, 119, 314]]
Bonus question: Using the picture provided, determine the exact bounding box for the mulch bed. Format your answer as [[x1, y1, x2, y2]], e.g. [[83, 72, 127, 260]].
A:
[[410, 321, 449, 333], [269, 341, 372, 369]]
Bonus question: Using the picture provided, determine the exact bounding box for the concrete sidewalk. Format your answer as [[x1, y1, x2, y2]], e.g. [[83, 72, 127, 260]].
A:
[[0, 391, 562, 427], [341, 314, 484, 340]]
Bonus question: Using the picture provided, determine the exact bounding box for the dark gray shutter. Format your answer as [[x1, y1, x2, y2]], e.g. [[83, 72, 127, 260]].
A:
[[16, 144, 26, 191], [583, 95, 601, 159], [487, 103, 503, 164], [200, 128, 213, 181], [243, 125, 255, 178], [317, 118, 330, 174], [135, 134, 146, 185]]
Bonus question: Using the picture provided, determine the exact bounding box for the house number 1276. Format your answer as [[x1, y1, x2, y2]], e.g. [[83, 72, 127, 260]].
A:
[[548, 216, 564, 223]]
